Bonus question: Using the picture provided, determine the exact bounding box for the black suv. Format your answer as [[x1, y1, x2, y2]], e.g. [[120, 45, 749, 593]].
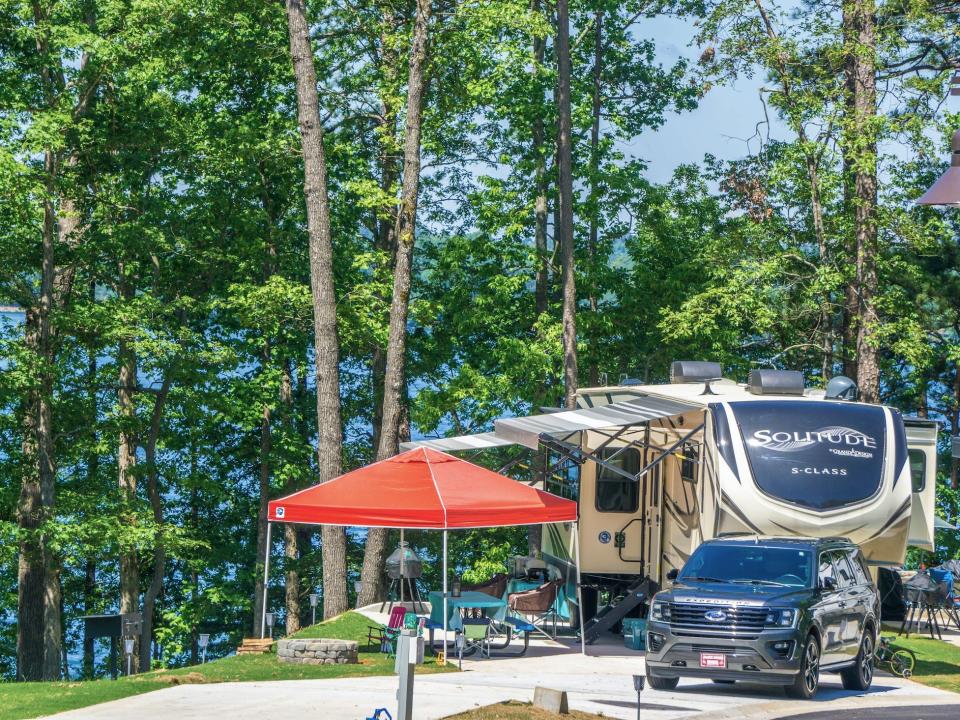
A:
[[645, 536, 879, 699]]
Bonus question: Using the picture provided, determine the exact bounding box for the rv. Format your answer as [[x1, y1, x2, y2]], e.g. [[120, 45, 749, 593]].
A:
[[404, 362, 938, 637]]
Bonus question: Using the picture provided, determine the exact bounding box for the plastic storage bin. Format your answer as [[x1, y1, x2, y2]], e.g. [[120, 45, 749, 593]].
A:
[[622, 618, 647, 651]]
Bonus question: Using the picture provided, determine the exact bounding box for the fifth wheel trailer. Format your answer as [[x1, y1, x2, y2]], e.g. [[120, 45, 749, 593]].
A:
[[402, 362, 938, 633]]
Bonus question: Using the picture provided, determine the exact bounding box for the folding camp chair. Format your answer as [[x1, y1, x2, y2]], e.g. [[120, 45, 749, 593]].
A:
[[507, 580, 560, 639], [367, 606, 407, 655], [459, 617, 492, 661]]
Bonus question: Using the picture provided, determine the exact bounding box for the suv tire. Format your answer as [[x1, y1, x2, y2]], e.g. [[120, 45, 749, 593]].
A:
[[646, 673, 679, 691], [785, 634, 820, 700], [840, 631, 874, 691]]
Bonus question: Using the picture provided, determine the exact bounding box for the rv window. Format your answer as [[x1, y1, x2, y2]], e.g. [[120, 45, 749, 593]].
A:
[[595, 448, 640, 514], [909, 449, 926, 493], [681, 444, 699, 483]]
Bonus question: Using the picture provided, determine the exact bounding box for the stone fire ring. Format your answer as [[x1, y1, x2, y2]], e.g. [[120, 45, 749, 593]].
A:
[[276, 638, 359, 665]]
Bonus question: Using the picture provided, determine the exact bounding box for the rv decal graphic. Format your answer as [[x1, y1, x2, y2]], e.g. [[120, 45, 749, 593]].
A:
[[749, 426, 876, 458], [728, 401, 887, 511]]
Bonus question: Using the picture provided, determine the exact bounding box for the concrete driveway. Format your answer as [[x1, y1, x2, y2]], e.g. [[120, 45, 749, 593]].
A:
[[44, 636, 956, 720]]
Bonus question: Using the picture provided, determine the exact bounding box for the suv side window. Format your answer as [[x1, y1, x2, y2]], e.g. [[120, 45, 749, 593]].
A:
[[832, 550, 857, 589], [845, 548, 869, 586], [818, 552, 839, 590]]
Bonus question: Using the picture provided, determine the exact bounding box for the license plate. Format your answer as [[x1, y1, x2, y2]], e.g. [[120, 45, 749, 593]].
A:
[[700, 652, 727, 669]]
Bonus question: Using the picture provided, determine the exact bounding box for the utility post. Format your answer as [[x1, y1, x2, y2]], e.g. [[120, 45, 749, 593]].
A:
[[395, 628, 420, 720]]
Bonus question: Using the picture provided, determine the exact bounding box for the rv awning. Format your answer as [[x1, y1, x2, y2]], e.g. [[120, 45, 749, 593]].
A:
[[494, 395, 699, 449], [399, 432, 514, 452]]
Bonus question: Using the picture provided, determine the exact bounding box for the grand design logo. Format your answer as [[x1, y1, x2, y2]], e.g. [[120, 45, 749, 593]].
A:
[[749, 426, 876, 457]]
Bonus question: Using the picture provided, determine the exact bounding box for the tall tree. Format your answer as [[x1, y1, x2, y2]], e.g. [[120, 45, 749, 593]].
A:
[[842, 0, 880, 402], [557, 0, 577, 408], [358, 0, 433, 606], [283, 0, 349, 618]]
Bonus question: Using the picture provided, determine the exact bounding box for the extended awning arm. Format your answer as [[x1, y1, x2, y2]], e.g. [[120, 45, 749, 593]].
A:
[[540, 420, 705, 483]]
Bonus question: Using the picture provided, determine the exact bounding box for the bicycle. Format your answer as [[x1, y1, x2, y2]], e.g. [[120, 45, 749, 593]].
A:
[[874, 635, 917, 678]]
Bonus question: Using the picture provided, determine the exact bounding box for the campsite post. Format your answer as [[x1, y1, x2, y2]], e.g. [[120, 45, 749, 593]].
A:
[[396, 629, 417, 720], [260, 521, 272, 638]]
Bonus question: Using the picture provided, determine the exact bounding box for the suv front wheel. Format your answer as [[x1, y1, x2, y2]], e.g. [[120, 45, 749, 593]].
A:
[[785, 634, 820, 699], [840, 631, 874, 691], [646, 673, 679, 691]]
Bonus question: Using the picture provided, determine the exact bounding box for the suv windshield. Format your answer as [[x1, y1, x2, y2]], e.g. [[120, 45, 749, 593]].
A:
[[678, 543, 814, 588]]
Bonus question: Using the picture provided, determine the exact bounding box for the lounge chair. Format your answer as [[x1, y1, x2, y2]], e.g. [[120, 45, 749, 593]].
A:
[[463, 573, 508, 600], [508, 580, 561, 639], [367, 606, 407, 654]]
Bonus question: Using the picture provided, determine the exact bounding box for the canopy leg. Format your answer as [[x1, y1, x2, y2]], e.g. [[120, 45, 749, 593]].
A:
[[400, 528, 405, 604], [443, 530, 448, 660], [260, 521, 272, 639], [574, 522, 585, 655]]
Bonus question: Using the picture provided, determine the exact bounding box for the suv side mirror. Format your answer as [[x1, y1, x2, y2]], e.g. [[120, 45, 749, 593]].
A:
[[666, 568, 679, 582], [820, 576, 838, 592]]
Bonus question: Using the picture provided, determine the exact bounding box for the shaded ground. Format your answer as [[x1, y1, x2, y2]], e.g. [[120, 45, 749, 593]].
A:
[[0, 612, 452, 720], [773, 706, 960, 720]]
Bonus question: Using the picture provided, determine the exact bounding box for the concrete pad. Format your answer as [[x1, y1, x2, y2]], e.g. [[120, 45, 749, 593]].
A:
[[43, 630, 958, 720]]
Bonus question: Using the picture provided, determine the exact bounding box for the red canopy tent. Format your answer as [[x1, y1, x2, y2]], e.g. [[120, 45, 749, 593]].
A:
[[261, 447, 583, 654]]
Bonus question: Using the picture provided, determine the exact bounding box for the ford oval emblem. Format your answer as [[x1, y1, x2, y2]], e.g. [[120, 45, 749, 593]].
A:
[[704, 609, 727, 622]]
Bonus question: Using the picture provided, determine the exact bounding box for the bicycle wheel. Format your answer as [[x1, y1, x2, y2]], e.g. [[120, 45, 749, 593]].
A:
[[889, 648, 917, 678]]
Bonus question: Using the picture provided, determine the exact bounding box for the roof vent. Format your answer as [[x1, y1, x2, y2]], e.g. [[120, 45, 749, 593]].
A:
[[670, 361, 722, 384], [747, 369, 804, 396], [825, 375, 858, 401]]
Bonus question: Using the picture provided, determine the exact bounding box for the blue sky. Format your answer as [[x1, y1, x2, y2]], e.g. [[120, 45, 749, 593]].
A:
[[633, 15, 779, 184]]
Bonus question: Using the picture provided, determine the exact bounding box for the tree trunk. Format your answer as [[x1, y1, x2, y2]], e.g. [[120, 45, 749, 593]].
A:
[[586, 9, 602, 387], [280, 362, 302, 632], [118, 270, 140, 673], [528, 0, 548, 554], [17, 148, 62, 681], [358, 0, 432, 608], [557, 0, 577, 409], [252, 367, 272, 636], [843, 0, 879, 402], [139, 374, 171, 671], [284, 0, 348, 618], [371, 3, 401, 457]]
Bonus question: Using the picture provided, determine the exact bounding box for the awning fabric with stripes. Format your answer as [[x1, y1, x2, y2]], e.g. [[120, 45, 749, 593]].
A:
[[403, 395, 698, 452]]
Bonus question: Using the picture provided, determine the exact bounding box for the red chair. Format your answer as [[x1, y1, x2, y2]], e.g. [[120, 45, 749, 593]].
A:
[[367, 606, 407, 654]]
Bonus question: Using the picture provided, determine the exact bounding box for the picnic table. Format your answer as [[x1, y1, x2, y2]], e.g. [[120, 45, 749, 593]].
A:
[[427, 590, 506, 630], [425, 590, 533, 656]]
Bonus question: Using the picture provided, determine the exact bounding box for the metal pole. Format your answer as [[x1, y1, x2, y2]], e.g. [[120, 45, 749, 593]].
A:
[[442, 530, 448, 660], [400, 528, 405, 604], [260, 521, 273, 639], [574, 522, 585, 655]]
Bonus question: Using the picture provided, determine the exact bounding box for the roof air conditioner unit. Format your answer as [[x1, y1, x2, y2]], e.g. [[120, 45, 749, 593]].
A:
[[747, 369, 804, 396], [670, 361, 722, 384]]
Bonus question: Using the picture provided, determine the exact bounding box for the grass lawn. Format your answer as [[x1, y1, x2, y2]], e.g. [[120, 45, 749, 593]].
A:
[[0, 612, 453, 720], [888, 635, 960, 694], [447, 701, 605, 719]]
